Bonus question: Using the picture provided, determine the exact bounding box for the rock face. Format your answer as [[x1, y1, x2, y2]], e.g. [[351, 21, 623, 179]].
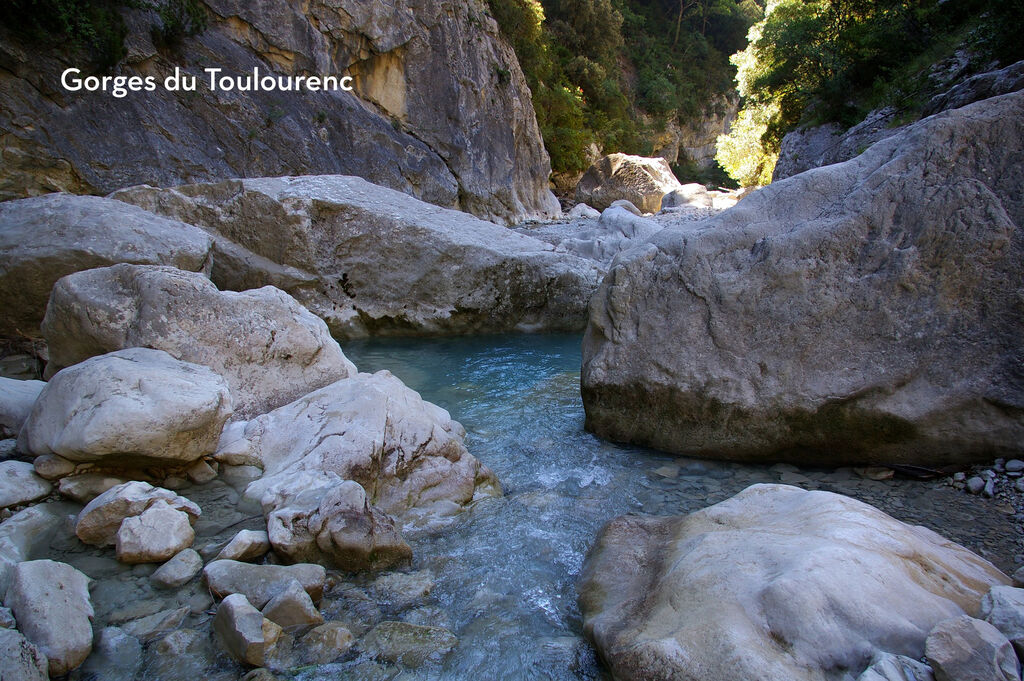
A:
[[0, 194, 213, 338], [575, 154, 682, 214], [579, 484, 1010, 681], [4, 560, 94, 676], [112, 176, 601, 338], [42, 264, 355, 417], [220, 371, 497, 569], [0, 378, 44, 438], [581, 91, 1024, 466], [0, 0, 559, 224], [19, 348, 232, 465]]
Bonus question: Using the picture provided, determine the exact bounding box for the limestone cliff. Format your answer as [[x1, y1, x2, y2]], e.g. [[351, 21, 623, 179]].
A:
[[0, 0, 560, 224]]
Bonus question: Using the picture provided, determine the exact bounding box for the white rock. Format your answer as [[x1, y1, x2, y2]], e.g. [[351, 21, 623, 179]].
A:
[[115, 499, 195, 563], [567, 203, 600, 219], [857, 653, 935, 681], [32, 454, 76, 481], [580, 484, 1010, 681], [58, 473, 127, 504], [0, 378, 44, 438], [926, 615, 1020, 681], [214, 593, 282, 667], [0, 627, 49, 681], [982, 585, 1024, 651], [576, 153, 682, 213], [0, 503, 72, 594], [215, 529, 270, 562], [261, 579, 323, 632], [203, 560, 325, 609], [41, 263, 356, 418], [75, 481, 200, 547], [4, 559, 94, 676], [186, 459, 218, 484], [151, 548, 203, 589], [19, 348, 232, 465], [0, 461, 51, 509]]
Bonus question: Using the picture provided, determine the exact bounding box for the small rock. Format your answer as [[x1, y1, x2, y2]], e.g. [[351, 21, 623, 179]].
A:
[[982, 586, 1024, 643], [115, 499, 195, 563], [261, 579, 323, 632], [0, 460, 52, 509], [370, 570, 435, 612], [925, 615, 1020, 681], [215, 529, 270, 562], [151, 548, 203, 588], [79, 626, 142, 681], [653, 465, 679, 479], [301, 621, 355, 664], [1016, 478, 1024, 493], [75, 480, 200, 546], [567, 203, 601, 219], [984, 478, 997, 498], [186, 459, 218, 484], [0, 627, 48, 681], [953, 472, 967, 482], [609, 199, 642, 215], [32, 453, 76, 480], [359, 621, 458, 667], [967, 477, 986, 495], [214, 593, 283, 667], [857, 653, 935, 681], [1007, 460, 1024, 474], [984, 469, 998, 479], [58, 473, 128, 504], [0, 605, 14, 628], [204, 559, 326, 609], [1012, 566, 1024, 588], [856, 467, 895, 481], [119, 606, 189, 643], [4, 559, 94, 676]]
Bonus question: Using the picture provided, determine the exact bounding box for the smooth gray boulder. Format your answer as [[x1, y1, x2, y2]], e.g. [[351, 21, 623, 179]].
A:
[[151, 549, 203, 589], [0, 194, 213, 337], [19, 348, 232, 465], [575, 154, 682, 214], [203, 560, 325, 609], [42, 264, 356, 418], [925, 615, 1020, 681], [215, 530, 270, 563], [0, 378, 44, 438], [0, 627, 48, 681], [579, 484, 1009, 681], [75, 481, 200, 547], [112, 176, 602, 339], [4, 560, 94, 676], [0, 461, 51, 509], [582, 91, 1024, 466]]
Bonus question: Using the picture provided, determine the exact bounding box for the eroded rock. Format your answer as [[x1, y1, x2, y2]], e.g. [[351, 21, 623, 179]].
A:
[[575, 154, 682, 214]]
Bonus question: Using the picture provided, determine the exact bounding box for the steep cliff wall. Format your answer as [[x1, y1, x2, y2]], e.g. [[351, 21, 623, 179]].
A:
[[0, 0, 560, 224]]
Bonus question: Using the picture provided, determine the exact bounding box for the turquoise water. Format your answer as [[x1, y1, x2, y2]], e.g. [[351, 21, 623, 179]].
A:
[[308, 333, 1018, 680]]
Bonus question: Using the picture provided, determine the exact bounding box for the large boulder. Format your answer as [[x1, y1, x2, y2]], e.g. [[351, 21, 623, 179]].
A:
[[112, 176, 601, 338], [4, 560, 94, 676], [18, 348, 232, 465], [581, 91, 1024, 466], [0, 194, 213, 338], [42, 264, 356, 418], [579, 484, 1010, 681], [220, 371, 497, 569], [575, 154, 683, 214]]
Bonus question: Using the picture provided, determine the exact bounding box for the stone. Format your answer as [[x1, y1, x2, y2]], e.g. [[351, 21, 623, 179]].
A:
[[32, 454, 76, 481], [186, 459, 218, 484], [0, 3, 559, 225], [0, 461, 51, 509], [360, 621, 457, 667], [575, 154, 683, 214], [42, 264, 356, 418], [0, 606, 14, 628], [533, 206, 662, 266], [224, 371, 497, 568], [214, 594, 283, 667], [301, 622, 355, 664], [203, 560, 326, 609], [0, 194, 214, 337], [609, 199, 643, 216], [567, 203, 601, 219], [19, 348, 232, 465], [119, 606, 189, 642], [215, 529, 270, 562], [0, 628, 48, 681], [967, 477, 986, 495], [662, 183, 713, 209], [0, 503, 73, 595], [79, 626, 143, 681], [579, 484, 1010, 681], [147, 629, 211, 678], [0, 378, 44, 438], [75, 481, 200, 546], [369, 570, 435, 611], [985, 478, 997, 498], [982, 586, 1024, 648], [58, 474, 128, 504], [115, 500, 195, 563], [151, 548, 204, 589], [857, 653, 935, 681], [581, 91, 1024, 466], [4, 560, 93, 676], [261, 579, 324, 632], [1007, 460, 1024, 473], [113, 177, 600, 339], [926, 615, 1020, 681]]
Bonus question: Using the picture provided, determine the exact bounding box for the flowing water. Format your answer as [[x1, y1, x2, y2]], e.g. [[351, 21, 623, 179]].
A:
[[301, 333, 1024, 681]]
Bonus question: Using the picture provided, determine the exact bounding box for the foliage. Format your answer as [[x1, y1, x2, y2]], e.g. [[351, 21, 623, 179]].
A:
[[715, 99, 777, 185], [0, 0, 206, 68]]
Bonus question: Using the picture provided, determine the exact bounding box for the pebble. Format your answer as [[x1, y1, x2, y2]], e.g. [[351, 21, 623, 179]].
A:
[[966, 477, 986, 495], [1007, 460, 1024, 473], [953, 472, 966, 482], [984, 479, 996, 498]]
